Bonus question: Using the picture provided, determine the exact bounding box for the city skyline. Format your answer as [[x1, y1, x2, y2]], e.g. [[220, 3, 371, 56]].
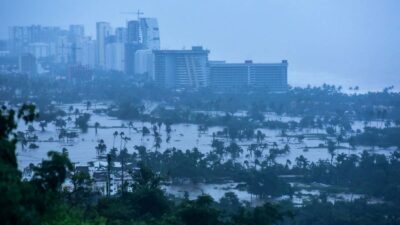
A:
[[3, 16, 289, 92], [1, 0, 399, 91]]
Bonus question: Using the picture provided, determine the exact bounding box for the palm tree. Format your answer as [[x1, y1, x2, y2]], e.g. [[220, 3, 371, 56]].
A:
[[106, 153, 112, 196], [112, 131, 118, 148], [348, 136, 356, 150], [285, 159, 292, 168], [226, 142, 243, 162], [297, 134, 305, 143], [244, 160, 250, 169], [135, 145, 148, 161], [27, 125, 35, 134], [128, 121, 134, 134], [266, 153, 277, 167], [39, 121, 47, 132], [74, 108, 80, 119], [95, 139, 107, 157], [166, 135, 171, 143], [248, 144, 257, 158], [94, 122, 100, 135], [17, 131, 27, 150], [336, 135, 344, 146], [68, 105, 74, 115], [283, 144, 290, 154], [119, 132, 125, 150], [165, 123, 172, 136], [211, 139, 225, 158], [123, 136, 131, 149], [336, 153, 347, 165], [142, 126, 150, 142], [295, 155, 309, 170], [256, 130, 265, 143], [327, 140, 336, 165], [157, 121, 162, 131], [153, 131, 162, 151], [254, 149, 263, 169], [55, 118, 66, 130], [152, 125, 158, 135], [86, 101, 91, 111]]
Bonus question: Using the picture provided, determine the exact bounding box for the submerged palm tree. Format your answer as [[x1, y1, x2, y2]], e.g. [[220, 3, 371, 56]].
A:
[[154, 133, 162, 151], [113, 131, 118, 148], [86, 101, 91, 111], [123, 136, 131, 149], [95, 139, 107, 157], [128, 121, 134, 134], [327, 140, 336, 165], [17, 131, 27, 150], [39, 121, 47, 132], [94, 122, 100, 135]]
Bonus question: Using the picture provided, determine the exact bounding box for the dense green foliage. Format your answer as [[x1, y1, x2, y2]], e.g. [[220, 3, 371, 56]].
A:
[[352, 127, 400, 148]]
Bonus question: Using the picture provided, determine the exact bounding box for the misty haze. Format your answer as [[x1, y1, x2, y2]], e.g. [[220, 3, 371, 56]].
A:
[[0, 1, 399, 225]]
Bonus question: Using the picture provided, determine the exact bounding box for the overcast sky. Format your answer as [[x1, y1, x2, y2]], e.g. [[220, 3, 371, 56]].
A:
[[1, 0, 399, 91]]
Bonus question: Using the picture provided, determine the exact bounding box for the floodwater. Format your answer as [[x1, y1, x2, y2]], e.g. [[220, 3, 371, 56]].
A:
[[16, 101, 394, 204], [17, 101, 393, 168]]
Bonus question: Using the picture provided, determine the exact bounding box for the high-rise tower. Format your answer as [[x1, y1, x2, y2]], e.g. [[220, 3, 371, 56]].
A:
[[139, 18, 160, 50], [96, 22, 111, 68], [153, 46, 209, 89], [127, 20, 140, 44]]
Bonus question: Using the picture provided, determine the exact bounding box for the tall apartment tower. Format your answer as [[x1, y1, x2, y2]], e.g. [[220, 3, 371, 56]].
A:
[[140, 18, 160, 50], [124, 21, 140, 75], [105, 41, 125, 72], [115, 27, 127, 43], [153, 46, 209, 89], [96, 22, 112, 68], [8, 26, 29, 55], [127, 21, 141, 44]]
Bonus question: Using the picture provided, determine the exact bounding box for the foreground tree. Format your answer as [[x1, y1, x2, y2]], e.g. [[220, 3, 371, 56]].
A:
[[233, 202, 293, 225], [0, 105, 102, 225], [0, 104, 39, 225], [179, 195, 220, 225], [32, 149, 73, 193]]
